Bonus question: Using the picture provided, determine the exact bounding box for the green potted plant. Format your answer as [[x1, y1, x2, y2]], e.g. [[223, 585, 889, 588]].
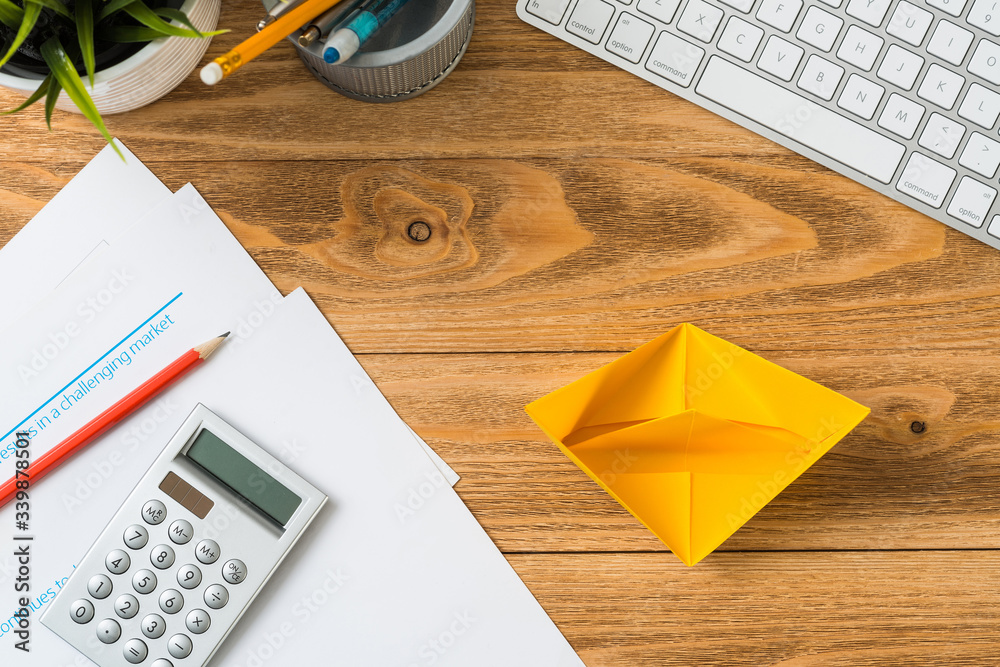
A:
[[0, 0, 225, 155]]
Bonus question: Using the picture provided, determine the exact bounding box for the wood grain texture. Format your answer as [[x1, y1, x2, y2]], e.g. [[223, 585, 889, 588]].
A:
[[514, 552, 1000, 666], [2, 0, 999, 662]]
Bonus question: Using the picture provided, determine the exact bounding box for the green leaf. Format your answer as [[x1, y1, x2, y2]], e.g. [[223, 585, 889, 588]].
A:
[[2, 74, 50, 115], [122, 0, 210, 38], [23, 0, 72, 19], [154, 7, 201, 36], [0, 3, 42, 71], [40, 36, 123, 160], [0, 0, 24, 31], [43, 74, 60, 129], [95, 25, 163, 42], [76, 0, 96, 87], [97, 23, 226, 43], [98, 0, 135, 20]]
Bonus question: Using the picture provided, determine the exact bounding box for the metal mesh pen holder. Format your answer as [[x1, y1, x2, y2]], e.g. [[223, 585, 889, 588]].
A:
[[288, 0, 474, 102]]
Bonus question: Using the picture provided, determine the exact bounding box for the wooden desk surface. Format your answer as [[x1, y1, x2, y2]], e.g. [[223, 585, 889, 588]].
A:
[[3, 2, 999, 664]]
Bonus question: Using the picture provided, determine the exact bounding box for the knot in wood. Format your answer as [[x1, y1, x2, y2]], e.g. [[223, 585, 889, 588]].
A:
[[407, 221, 432, 243], [910, 421, 926, 434]]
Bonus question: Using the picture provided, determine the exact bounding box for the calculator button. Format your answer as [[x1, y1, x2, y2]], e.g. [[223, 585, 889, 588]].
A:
[[133, 569, 158, 595], [152, 661, 173, 667], [167, 634, 193, 659], [177, 564, 202, 589], [115, 594, 140, 619], [124, 638, 148, 664], [142, 500, 167, 525], [141, 613, 166, 639], [204, 584, 229, 609], [124, 525, 149, 550], [88, 574, 113, 599], [70, 599, 95, 624], [107, 550, 131, 575], [97, 618, 122, 644], [150, 544, 175, 570], [159, 589, 184, 614], [222, 559, 247, 584], [195, 539, 220, 564], [168, 520, 193, 544], [185, 608, 211, 634]]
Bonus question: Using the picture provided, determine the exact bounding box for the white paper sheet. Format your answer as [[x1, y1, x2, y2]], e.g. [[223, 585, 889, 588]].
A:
[[0, 146, 458, 488], [0, 141, 171, 323], [0, 186, 581, 666]]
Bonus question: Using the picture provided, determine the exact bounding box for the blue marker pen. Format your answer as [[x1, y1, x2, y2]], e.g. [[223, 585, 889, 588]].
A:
[[322, 0, 412, 64]]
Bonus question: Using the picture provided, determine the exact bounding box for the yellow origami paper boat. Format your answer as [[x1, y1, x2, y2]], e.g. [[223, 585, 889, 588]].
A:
[[525, 323, 869, 566]]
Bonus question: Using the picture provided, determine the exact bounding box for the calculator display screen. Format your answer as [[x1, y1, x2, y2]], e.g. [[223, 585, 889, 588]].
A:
[[186, 428, 301, 526]]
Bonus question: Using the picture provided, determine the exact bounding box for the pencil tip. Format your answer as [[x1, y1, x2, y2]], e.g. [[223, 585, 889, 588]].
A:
[[220, 332, 230, 339]]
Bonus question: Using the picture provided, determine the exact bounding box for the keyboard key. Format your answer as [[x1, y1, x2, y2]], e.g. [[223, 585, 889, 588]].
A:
[[757, 35, 804, 80], [886, 1, 932, 45], [525, 0, 572, 23], [917, 64, 965, 109], [649, 37, 704, 86], [718, 17, 764, 61], [677, 0, 724, 42], [959, 131, 1000, 177], [123, 525, 149, 550], [958, 82, 1000, 127], [877, 44, 924, 89], [97, 618, 121, 644], [606, 13, 655, 62], [845, 0, 892, 26], [115, 594, 140, 619], [988, 215, 1000, 237], [878, 93, 925, 138], [837, 25, 883, 71], [718, 0, 755, 11], [697, 56, 906, 183], [797, 54, 844, 100], [838, 73, 885, 119], [896, 153, 956, 207], [124, 639, 148, 665], [756, 0, 802, 31], [567, 0, 615, 43], [168, 634, 193, 660], [204, 584, 229, 609], [926, 21, 973, 65], [926, 0, 967, 15], [141, 613, 166, 639], [637, 0, 682, 24], [968, 39, 1000, 84], [186, 608, 211, 634], [947, 176, 996, 227], [796, 6, 843, 51], [968, 0, 1000, 35], [645, 33, 703, 84], [106, 550, 131, 575], [89, 574, 113, 599], [918, 112, 966, 158], [70, 599, 95, 624]]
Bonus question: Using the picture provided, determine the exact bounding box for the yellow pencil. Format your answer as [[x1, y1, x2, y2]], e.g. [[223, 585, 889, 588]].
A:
[[201, 0, 348, 85]]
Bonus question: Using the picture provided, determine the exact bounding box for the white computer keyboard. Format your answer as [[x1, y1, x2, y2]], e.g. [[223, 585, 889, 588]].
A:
[[518, 0, 1000, 250]]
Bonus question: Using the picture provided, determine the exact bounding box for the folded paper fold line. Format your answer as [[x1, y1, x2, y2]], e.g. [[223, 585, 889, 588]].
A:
[[526, 323, 870, 566]]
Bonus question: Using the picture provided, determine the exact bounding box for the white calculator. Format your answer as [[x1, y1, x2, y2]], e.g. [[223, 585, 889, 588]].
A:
[[41, 404, 328, 667]]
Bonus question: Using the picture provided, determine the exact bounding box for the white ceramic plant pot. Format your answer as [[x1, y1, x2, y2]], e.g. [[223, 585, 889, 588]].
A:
[[0, 0, 220, 115]]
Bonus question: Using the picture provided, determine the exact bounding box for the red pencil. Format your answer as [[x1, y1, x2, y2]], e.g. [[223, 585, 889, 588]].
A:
[[0, 333, 229, 508]]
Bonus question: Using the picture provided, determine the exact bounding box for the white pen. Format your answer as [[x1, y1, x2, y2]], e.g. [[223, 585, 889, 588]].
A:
[[322, 0, 411, 64]]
